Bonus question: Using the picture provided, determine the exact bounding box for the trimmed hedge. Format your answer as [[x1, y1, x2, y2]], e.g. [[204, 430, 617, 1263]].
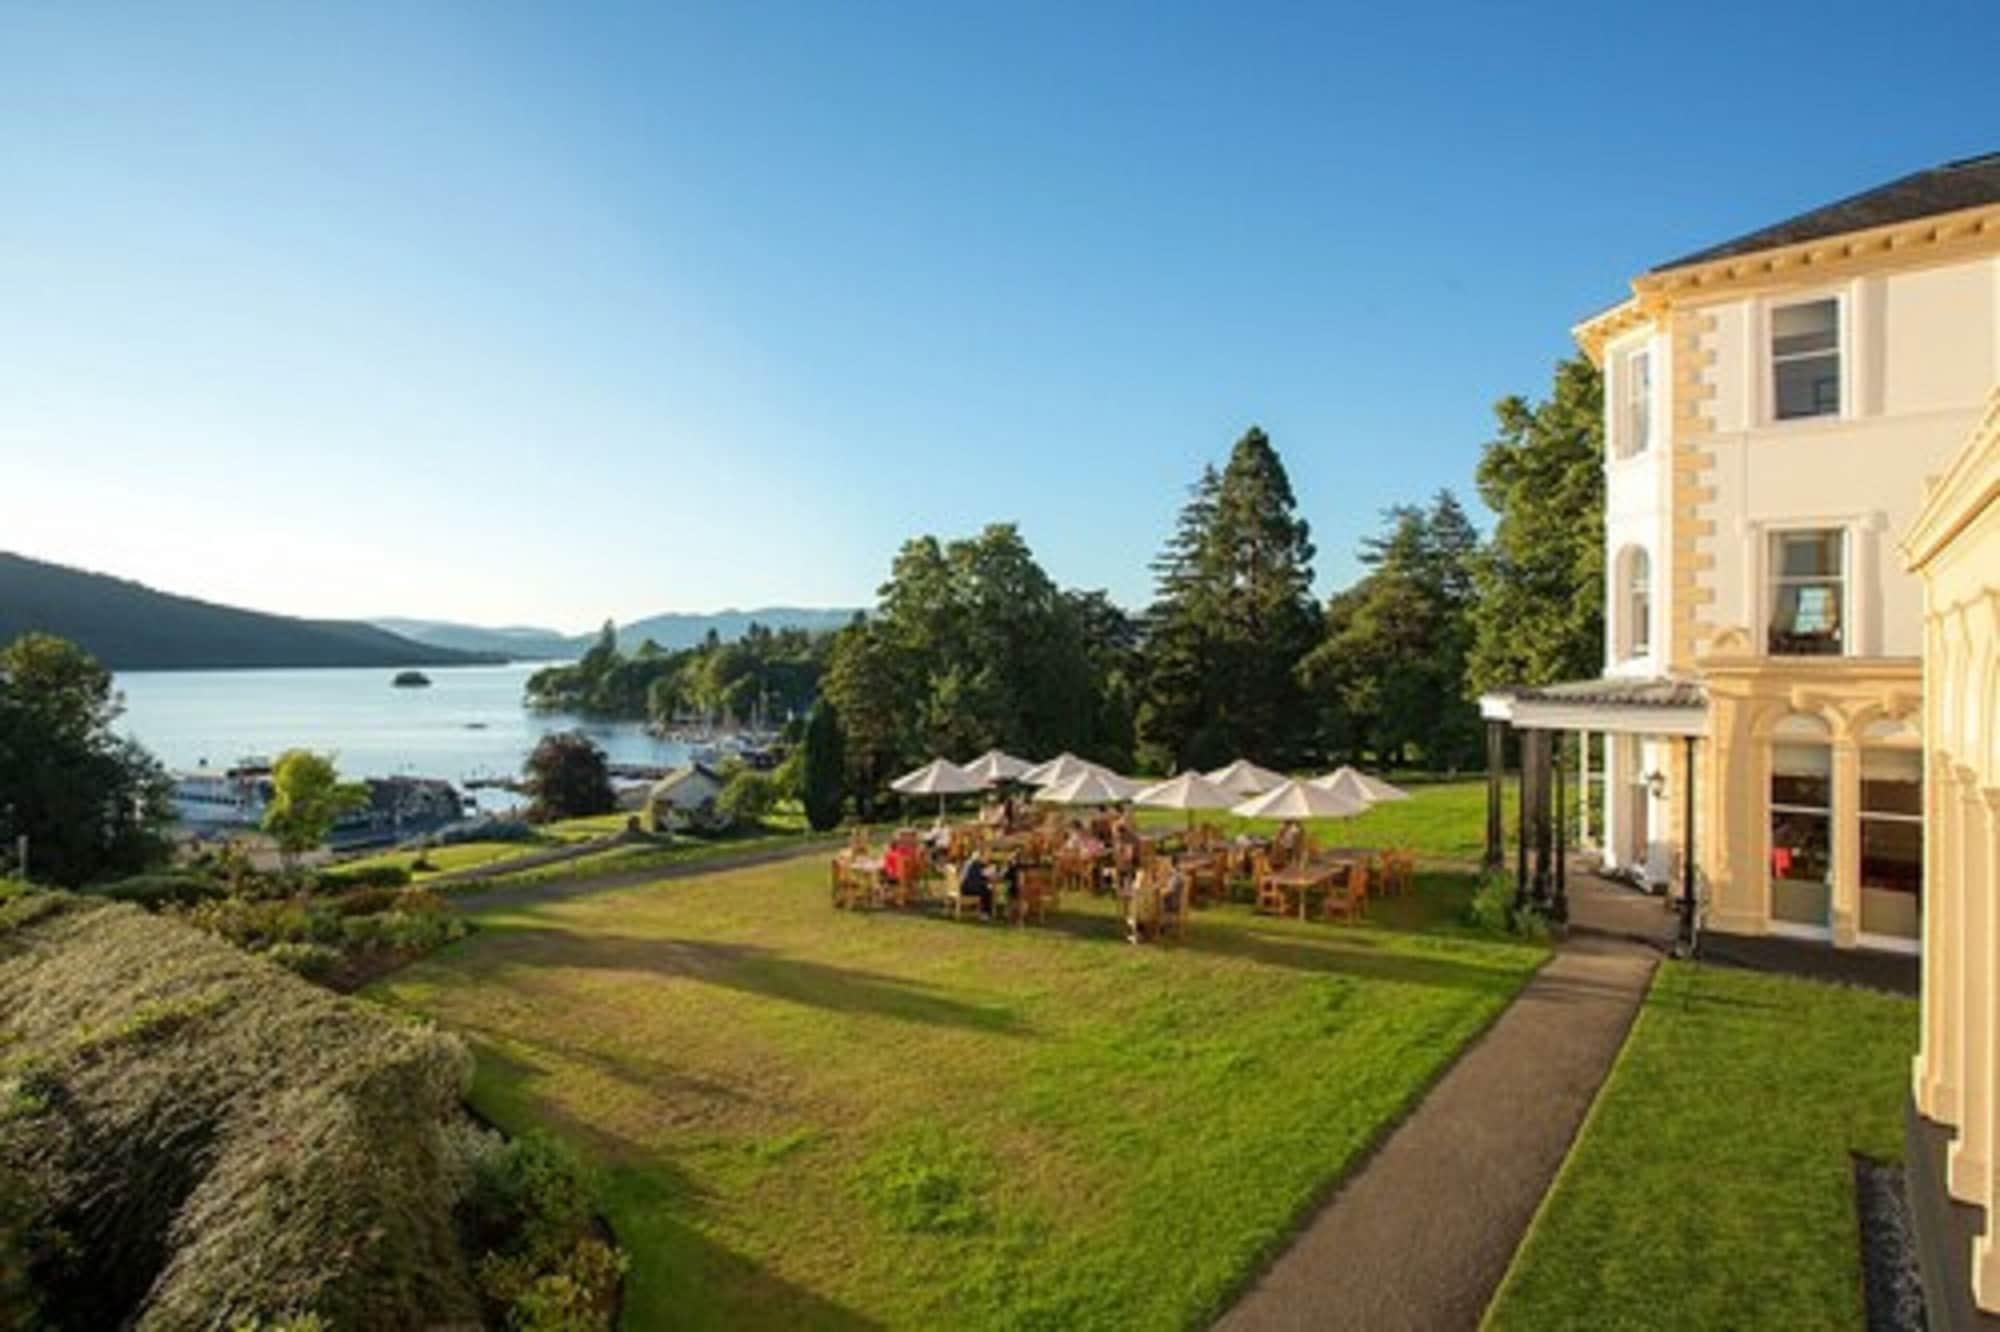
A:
[[314, 864, 413, 892], [85, 873, 223, 909], [0, 894, 482, 1328]]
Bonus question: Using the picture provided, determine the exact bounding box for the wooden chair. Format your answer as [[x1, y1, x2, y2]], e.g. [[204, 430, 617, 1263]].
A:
[[1016, 866, 1057, 925], [1157, 867, 1191, 941], [1183, 854, 1224, 908], [1322, 862, 1369, 924], [832, 859, 875, 911], [941, 862, 990, 921], [1125, 865, 1163, 942], [1252, 852, 1287, 916]]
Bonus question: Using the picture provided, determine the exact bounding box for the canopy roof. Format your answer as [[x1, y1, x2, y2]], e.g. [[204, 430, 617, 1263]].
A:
[[1230, 778, 1368, 821], [1310, 765, 1410, 804], [1206, 759, 1286, 796], [962, 749, 1033, 786], [1033, 768, 1141, 806], [889, 758, 983, 797], [1132, 770, 1239, 812], [1022, 752, 1108, 788]]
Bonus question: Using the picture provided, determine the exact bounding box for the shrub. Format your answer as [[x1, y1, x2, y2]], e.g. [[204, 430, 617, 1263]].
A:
[[1463, 871, 1551, 940], [456, 1131, 621, 1330], [263, 942, 341, 980], [314, 864, 412, 892], [800, 702, 845, 832], [715, 771, 777, 827], [88, 872, 221, 909], [0, 896, 482, 1326]]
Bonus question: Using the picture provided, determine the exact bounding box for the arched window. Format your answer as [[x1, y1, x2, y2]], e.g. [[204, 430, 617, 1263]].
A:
[[1619, 547, 1651, 660]]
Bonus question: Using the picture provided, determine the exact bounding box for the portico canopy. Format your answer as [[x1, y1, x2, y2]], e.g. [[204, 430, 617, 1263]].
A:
[[1479, 677, 1709, 738]]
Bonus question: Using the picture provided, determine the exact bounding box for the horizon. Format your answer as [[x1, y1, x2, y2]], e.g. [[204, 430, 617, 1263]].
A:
[[4, 2, 1991, 627]]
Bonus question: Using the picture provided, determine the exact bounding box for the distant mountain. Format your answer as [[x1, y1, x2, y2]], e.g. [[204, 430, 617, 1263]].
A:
[[370, 618, 574, 660], [0, 553, 499, 672], [607, 607, 860, 652], [372, 607, 862, 658]]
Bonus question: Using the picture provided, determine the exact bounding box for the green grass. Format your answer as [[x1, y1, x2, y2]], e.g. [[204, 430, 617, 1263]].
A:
[[1134, 775, 1518, 863], [541, 812, 645, 843], [336, 839, 551, 880], [373, 844, 1545, 1330], [1484, 963, 1918, 1331], [454, 826, 845, 894]]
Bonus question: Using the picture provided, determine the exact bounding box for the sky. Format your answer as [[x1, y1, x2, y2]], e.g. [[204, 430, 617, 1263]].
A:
[[2, 2, 1995, 633]]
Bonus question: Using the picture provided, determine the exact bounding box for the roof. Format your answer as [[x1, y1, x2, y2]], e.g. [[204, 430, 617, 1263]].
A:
[[649, 763, 725, 797], [1508, 678, 1708, 709], [1653, 151, 2000, 272]]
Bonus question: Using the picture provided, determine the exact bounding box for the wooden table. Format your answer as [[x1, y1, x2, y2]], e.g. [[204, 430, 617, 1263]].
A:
[[1268, 856, 1360, 920]]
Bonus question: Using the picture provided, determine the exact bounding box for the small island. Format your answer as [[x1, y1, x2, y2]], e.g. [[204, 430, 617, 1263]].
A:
[[392, 670, 432, 688]]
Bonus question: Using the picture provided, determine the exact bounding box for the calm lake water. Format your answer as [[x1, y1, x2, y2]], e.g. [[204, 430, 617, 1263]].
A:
[[115, 663, 689, 793]]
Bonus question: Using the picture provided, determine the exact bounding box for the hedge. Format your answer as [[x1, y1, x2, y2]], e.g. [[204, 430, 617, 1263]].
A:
[[0, 894, 482, 1328]]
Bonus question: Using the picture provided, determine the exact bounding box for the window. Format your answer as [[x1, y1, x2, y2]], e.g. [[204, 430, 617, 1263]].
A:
[[1771, 298, 1840, 420], [1770, 740, 1832, 929], [1768, 529, 1845, 656], [1623, 548, 1651, 659], [1619, 350, 1652, 457], [1860, 747, 1922, 941]]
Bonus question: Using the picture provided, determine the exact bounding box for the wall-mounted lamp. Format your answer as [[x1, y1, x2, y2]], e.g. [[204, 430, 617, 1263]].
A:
[[1644, 770, 1667, 799]]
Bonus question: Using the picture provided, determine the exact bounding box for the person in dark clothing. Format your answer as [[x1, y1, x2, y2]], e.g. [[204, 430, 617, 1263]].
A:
[[957, 852, 994, 918]]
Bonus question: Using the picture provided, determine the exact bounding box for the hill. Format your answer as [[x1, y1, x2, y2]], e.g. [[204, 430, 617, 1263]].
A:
[[0, 553, 498, 671], [609, 606, 858, 651], [370, 617, 574, 659], [373, 607, 861, 657]]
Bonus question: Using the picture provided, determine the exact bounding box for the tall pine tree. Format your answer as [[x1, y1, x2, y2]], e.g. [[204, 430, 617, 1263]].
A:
[[1139, 429, 1318, 769]]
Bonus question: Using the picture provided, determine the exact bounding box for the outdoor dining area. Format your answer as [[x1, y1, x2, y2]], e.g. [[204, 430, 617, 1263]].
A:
[[829, 749, 1417, 944]]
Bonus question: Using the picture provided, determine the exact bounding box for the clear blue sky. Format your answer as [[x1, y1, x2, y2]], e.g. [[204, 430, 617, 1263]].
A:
[[3, 2, 1993, 632]]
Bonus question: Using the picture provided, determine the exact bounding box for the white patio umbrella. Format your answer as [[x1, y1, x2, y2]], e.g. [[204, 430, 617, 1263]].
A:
[[1309, 765, 1412, 805], [963, 749, 1033, 787], [1134, 770, 1240, 827], [1033, 768, 1142, 806], [1230, 778, 1370, 822], [890, 757, 984, 817], [1021, 752, 1108, 788], [1206, 758, 1286, 797]]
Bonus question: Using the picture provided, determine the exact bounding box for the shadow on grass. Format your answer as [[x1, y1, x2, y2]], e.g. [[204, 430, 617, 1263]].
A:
[[608, 1167, 888, 1331], [1021, 903, 1527, 996], [491, 928, 1029, 1036]]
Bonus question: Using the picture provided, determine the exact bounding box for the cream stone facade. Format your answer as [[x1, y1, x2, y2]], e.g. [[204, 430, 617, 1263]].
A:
[[1485, 153, 2000, 954], [1905, 383, 2000, 1317]]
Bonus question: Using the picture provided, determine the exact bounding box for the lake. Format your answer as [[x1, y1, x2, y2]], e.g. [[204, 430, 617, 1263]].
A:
[[115, 663, 690, 801]]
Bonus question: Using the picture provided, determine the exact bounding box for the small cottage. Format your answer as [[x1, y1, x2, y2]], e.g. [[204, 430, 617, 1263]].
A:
[[645, 764, 727, 833]]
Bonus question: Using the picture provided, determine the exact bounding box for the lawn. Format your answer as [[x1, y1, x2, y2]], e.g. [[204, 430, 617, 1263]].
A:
[[373, 853, 1546, 1329], [1484, 963, 1918, 1331], [335, 838, 551, 880], [1134, 775, 1514, 863]]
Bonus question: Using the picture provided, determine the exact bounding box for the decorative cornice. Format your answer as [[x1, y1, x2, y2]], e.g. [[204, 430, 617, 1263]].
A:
[[1574, 201, 2000, 364], [1904, 384, 2000, 571]]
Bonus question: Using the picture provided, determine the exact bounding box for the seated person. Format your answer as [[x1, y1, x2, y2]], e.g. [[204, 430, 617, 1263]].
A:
[[998, 856, 1022, 919], [979, 798, 1005, 827], [956, 852, 994, 918], [847, 828, 870, 855]]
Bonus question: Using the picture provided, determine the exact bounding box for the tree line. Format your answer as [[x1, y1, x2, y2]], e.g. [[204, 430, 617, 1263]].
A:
[[796, 355, 1607, 821]]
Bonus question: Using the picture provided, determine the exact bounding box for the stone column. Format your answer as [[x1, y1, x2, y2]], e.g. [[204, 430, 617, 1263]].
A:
[[1831, 740, 1861, 948], [1484, 719, 1505, 873], [1952, 766, 1991, 1208], [1579, 731, 1592, 849], [1975, 790, 2000, 1309]]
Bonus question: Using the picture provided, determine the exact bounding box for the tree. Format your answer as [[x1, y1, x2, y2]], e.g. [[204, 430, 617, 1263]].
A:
[[1300, 491, 1483, 770], [799, 701, 845, 832], [1138, 429, 1319, 769], [1467, 356, 1606, 694], [716, 769, 777, 828], [522, 731, 615, 821], [261, 749, 370, 862], [0, 633, 172, 886]]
